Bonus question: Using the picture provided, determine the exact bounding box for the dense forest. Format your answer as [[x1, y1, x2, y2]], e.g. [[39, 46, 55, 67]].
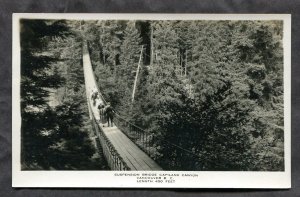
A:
[[21, 19, 284, 171], [20, 20, 108, 170]]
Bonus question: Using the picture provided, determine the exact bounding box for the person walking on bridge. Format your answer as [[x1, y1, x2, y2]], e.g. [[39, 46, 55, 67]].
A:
[[91, 87, 98, 106], [104, 102, 114, 127], [97, 102, 105, 122]]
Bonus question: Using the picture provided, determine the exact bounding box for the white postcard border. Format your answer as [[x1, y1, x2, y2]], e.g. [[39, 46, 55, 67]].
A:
[[12, 13, 291, 188]]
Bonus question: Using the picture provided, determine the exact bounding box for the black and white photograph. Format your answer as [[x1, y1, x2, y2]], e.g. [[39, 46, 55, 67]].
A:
[[12, 14, 291, 188]]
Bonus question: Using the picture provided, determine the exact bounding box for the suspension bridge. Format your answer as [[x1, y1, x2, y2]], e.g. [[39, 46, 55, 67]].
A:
[[83, 42, 162, 171]]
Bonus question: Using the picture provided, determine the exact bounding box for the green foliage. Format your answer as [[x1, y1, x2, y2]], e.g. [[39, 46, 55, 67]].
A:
[[21, 20, 106, 170], [20, 19, 67, 168], [86, 20, 284, 171], [119, 21, 142, 83]]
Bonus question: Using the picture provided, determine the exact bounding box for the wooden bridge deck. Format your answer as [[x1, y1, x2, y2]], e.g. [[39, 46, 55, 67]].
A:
[[82, 45, 162, 171]]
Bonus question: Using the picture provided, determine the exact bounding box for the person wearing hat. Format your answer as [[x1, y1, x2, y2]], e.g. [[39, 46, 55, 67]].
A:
[[104, 102, 114, 127]]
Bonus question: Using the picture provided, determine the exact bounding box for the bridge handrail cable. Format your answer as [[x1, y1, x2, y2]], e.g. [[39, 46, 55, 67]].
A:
[[96, 87, 209, 162], [89, 102, 130, 170], [86, 43, 221, 169]]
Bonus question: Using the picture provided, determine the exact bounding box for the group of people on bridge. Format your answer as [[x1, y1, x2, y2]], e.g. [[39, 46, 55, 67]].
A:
[[91, 87, 114, 127]]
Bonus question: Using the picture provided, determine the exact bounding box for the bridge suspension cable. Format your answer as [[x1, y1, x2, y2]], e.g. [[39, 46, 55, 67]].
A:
[[87, 43, 222, 170], [131, 45, 144, 103]]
